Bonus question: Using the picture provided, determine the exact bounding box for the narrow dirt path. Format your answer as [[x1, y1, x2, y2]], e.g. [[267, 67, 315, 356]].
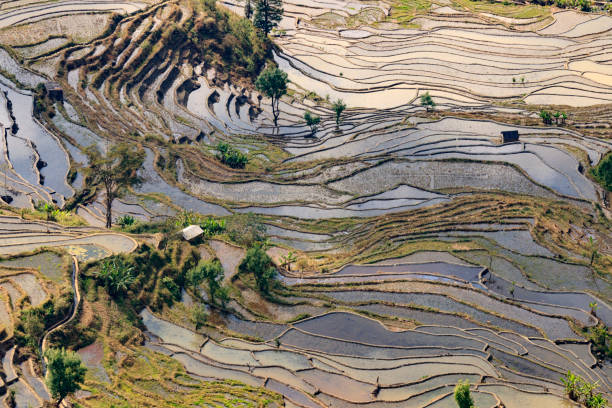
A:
[[39, 255, 81, 374]]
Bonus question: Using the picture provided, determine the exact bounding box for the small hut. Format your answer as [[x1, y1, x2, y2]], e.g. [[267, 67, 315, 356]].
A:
[[181, 225, 203, 241], [500, 130, 519, 144]]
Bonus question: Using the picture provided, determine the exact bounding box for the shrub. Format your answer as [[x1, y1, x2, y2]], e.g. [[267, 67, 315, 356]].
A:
[[454, 380, 474, 408], [562, 371, 608, 407], [201, 217, 226, 236], [587, 324, 612, 358], [590, 153, 612, 191], [175, 210, 202, 228], [226, 212, 266, 247], [192, 304, 208, 330], [117, 215, 136, 228], [162, 276, 180, 300], [562, 370, 582, 401], [579, 0, 592, 11], [539, 110, 553, 125], [216, 142, 248, 168], [16, 294, 72, 351]]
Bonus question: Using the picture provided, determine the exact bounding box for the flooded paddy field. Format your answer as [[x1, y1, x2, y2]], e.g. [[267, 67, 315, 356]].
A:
[[0, 0, 608, 406]]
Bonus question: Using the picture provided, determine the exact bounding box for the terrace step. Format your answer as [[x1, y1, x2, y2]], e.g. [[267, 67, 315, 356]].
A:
[[2, 346, 17, 385]]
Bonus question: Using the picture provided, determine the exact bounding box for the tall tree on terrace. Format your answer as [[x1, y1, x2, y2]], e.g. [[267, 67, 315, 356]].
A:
[[253, 0, 283, 36], [85, 143, 145, 228], [45, 348, 87, 408], [244, 0, 253, 19], [256, 66, 288, 126]]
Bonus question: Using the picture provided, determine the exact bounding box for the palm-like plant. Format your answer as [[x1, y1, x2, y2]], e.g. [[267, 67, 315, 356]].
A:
[[96, 257, 136, 297], [561, 371, 582, 401]]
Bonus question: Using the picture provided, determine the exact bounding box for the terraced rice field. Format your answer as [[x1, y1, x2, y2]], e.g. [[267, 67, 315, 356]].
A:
[[0, 0, 609, 406]]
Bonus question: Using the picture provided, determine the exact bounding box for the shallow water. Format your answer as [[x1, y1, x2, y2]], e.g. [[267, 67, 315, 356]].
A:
[[1, 82, 73, 201], [137, 149, 229, 215], [0, 251, 65, 282]]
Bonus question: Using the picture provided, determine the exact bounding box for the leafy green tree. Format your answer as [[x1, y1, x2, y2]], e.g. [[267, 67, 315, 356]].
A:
[[244, 0, 253, 19], [85, 143, 145, 228], [240, 245, 277, 294], [189, 259, 225, 305], [95, 257, 136, 298], [45, 348, 87, 408], [454, 380, 474, 408], [304, 111, 321, 136], [332, 99, 346, 125], [255, 67, 288, 126], [420, 92, 435, 112], [253, 0, 283, 36]]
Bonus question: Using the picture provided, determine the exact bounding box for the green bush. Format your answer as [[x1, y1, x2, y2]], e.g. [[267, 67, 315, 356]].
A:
[[562, 371, 608, 407], [539, 110, 553, 125], [454, 380, 474, 408], [226, 212, 266, 247], [587, 324, 612, 358], [216, 142, 248, 169], [16, 293, 72, 350], [117, 215, 136, 228], [201, 217, 226, 236], [591, 153, 612, 192]]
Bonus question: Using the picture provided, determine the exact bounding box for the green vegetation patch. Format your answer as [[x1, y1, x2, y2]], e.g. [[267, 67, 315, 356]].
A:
[[389, 0, 433, 26], [591, 153, 612, 192], [452, 0, 551, 19], [77, 347, 282, 408]]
